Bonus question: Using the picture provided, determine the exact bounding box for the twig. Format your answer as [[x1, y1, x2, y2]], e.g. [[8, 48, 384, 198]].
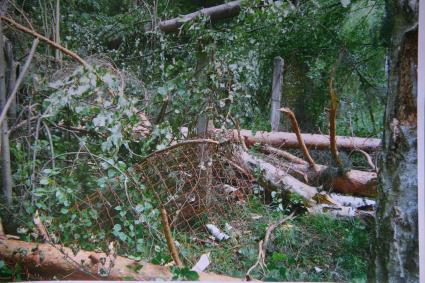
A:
[[160, 207, 183, 267], [42, 120, 55, 170], [279, 107, 316, 168], [0, 16, 127, 101], [230, 115, 248, 151], [30, 117, 41, 199], [34, 210, 51, 242], [260, 145, 307, 165], [353, 149, 377, 172], [143, 139, 219, 160], [0, 38, 39, 128], [0, 16, 86, 66], [246, 213, 295, 279]]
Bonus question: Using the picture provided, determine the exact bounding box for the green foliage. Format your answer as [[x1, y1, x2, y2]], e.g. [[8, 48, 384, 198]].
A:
[[3, 0, 384, 280], [171, 266, 200, 281]]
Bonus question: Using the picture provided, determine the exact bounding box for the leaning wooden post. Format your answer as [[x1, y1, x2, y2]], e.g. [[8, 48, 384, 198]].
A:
[[270, 57, 284, 132]]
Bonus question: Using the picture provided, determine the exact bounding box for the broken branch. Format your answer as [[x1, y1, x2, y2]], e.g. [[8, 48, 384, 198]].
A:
[[280, 107, 316, 168], [160, 207, 183, 267]]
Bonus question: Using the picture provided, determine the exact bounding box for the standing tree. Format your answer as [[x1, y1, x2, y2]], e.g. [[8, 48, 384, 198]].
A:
[[373, 0, 419, 282]]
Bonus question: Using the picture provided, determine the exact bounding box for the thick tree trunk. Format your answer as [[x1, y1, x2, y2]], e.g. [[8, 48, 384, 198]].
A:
[[373, 0, 419, 281], [240, 150, 374, 218], [208, 128, 381, 152], [0, 238, 241, 281], [241, 150, 376, 197], [288, 163, 377, 197], [240, 150, 318, 201]]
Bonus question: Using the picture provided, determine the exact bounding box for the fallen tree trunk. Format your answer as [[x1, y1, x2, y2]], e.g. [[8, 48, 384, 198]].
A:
[[159, 1, 242, 33], [240, 150, 318, 201], [0, 238, 241, 281], [210, 128, 381, 152], [284, 163, 377, 197], [258, 145, 377, 197], [239, 150, 374, 217]]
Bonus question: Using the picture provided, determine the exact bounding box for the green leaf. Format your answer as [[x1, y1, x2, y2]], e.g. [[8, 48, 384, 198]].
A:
[[39, 177, 49, 185]]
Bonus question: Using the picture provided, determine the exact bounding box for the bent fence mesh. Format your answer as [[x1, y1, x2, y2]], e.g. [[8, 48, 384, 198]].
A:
[[46, 140, 255, 271]]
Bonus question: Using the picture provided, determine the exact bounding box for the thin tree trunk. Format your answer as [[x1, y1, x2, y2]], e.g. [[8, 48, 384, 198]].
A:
[[372, 0, 419, 281], [54, 0, 61, 62], [4, 40, 17, 121], [0, 18, 13, 205]]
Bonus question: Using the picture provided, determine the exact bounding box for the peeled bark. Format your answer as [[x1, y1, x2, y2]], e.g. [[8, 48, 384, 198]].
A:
[[0, 238, 241, 281], [240, 150, 318, 201], [289, 163, 377, 197], [373, 0, 419, 281], [209, 128, 381, 152], [240, 150, 374, 218]]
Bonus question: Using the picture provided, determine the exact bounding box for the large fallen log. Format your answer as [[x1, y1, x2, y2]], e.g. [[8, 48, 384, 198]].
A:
[[260, 146, 377, 197], [239, 150, 374, 217], [240, 150, 318, 201], [289, 163, 377, 197], [254, 146, 377, 197], [0, 238, 241, 281], [211, 128, 381, 152]]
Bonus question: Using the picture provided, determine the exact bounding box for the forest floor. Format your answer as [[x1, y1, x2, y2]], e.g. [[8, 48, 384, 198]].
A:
[[172, 197, 371, 282]]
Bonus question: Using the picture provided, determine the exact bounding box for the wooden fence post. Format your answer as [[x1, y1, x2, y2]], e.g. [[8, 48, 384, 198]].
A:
[[270, 57, 284, 132]]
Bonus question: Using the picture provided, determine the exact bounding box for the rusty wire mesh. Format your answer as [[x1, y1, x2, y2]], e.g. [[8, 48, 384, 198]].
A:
[[135, 140, 253, 232]]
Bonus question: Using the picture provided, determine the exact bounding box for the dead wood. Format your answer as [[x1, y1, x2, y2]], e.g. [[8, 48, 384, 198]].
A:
[[206, 127, 381, 152], [289, 163, 377, 197], [160, 207, 183, 267], [241, 149, 375, 199], [0, 238, 242, 281], [280, 107, 316, 167], [0, 16, 87, 66], [159, 1, 241, 33], [353, 148, 377, 172], [33, 210, 51, 243], [240, 150, 318, 202], [246, 213, 295, 279], [260, 145, 307, 165]]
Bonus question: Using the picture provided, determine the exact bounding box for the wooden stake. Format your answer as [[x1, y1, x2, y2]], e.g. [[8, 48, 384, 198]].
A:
[[160, 207, 183, 267]]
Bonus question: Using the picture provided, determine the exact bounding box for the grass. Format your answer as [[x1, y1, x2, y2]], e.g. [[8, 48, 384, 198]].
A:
[[177, 196, 371, 282]]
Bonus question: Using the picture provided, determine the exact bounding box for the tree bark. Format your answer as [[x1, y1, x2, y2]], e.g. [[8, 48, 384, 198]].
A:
[[208, 128, 381, 152], [159, 1, 241, 33], [0, 18, 13, 205], [240, 150, 318, 201], [240, 150, 374, 218], [270, 57, 284, 132], [373, 0, 419, 281], [242, 150, 376, 197], [0, 238, 241, 281], [289, 163, 377, 197]]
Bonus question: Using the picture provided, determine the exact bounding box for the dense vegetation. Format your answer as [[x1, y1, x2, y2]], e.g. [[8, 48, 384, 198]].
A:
[[0, 0, 404, 281]]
